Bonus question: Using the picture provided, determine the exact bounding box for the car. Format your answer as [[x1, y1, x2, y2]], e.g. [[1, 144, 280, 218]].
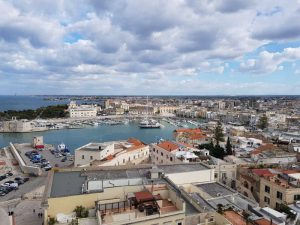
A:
[[14, 177, 23, 181], [0, 191, 6, 196], [6, 172, 13, 176], [16, 180, 24, 185], [23, 177, 30, 182], [61, 157, 67, 162], [4, 180, 15, 184], [0, 174, 7, 180], [44, 165, 52, 171]]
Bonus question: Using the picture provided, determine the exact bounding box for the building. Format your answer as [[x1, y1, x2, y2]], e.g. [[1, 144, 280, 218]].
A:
[[151, 141, 199, 165], [2, 118, 33, 132], [68, 101, 98, 118], [32, 136, 44, 148], [259, 170, 300, 209], [74, 138, 149, 167], [42, 164, 218, 225], [151, 141, 237, 187], [173, 128, 211, 145]]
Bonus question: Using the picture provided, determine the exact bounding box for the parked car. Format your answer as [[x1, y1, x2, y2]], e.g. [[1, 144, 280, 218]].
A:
[[14, 177, 23, 181], [6, 172, 13, 176], [0, 175, 7, 181], [61, 157, 67, 162], [44, 165, 52, 171], [16, 180, 24, 185], [4, 180, 15, 184], [23, 177, 30, 182]]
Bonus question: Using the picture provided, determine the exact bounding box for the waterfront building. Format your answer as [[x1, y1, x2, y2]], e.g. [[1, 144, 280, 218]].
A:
[[2, 118, 33, 132], [68, 101, 98, 118], [74, 138, 149, 167]]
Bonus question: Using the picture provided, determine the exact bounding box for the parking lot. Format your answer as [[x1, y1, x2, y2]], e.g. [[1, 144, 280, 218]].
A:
[[14, 143, 74, 170]]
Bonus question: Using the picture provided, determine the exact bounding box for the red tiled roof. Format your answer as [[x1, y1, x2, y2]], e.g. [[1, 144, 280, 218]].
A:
[[223, 211, 246, 225], [127, 138, 144, 147], [106, 154, 114, 160], [157, 141, 179, 152], [175, 128, 203, 133], [252, 169, 274, 177]]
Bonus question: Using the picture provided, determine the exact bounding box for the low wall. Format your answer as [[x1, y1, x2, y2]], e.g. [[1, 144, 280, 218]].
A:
[[9, 143, 42, 176]]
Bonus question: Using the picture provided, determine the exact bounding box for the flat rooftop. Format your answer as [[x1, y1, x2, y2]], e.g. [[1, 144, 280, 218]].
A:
[[196, 182, 235, 197], [158, 163, 209, 173], [48, 163, 211, 198]]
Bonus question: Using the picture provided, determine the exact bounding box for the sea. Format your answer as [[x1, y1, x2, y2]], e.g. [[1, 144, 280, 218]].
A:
[[0, 95, 189, 151]]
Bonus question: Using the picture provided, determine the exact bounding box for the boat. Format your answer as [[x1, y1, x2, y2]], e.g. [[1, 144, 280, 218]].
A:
[[139, 119, 161, 128], [139, 97, 161, 129]]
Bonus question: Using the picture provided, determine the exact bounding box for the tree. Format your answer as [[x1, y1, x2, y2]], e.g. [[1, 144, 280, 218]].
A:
[[74, 206, 89, 218], [225, 137, 233, 155], [214, 121, 225, 146], [211, 144, 225, 159], [257, 115, 268, 130]]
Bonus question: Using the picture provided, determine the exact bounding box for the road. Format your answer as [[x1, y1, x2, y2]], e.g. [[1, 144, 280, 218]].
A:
[[0, 176, 47, 201]]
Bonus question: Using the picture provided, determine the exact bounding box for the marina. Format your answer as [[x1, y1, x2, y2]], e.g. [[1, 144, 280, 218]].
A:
[[0, 120, 198, 153]]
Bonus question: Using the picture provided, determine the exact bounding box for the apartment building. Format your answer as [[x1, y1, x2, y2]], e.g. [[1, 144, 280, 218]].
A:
[[42, 164, 220, 225], [150, 141, 199, 165], [74, 138, 149, 167], [260, 170, 300, 209], [68, 101, 98, 118], [151, 141, 237, 187]]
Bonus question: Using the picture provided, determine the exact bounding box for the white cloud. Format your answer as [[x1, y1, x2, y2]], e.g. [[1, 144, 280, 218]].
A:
[[239, 47, 300, 74]]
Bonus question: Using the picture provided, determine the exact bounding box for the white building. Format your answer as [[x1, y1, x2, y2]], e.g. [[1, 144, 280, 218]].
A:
[[74, 138, 149, 167], [151, 141, 199, 165], [68, 101, 98, 118]]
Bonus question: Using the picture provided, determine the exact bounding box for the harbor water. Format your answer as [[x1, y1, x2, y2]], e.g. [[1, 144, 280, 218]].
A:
[[0, 121, 185, 152]]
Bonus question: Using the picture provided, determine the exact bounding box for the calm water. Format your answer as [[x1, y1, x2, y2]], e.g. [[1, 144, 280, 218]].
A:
[[0, 122, 182, 152], [0, 95, 70, 111]]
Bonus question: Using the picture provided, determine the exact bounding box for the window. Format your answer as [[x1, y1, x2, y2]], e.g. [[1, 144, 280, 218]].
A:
[[294, 195, 300, 201], [82, 155, 85, 159], [90, 156, 93, 160], [264, 196, 270, 204], [277, 191, 282, 200], [170, 157, 173, 161], [265, 185, 270, 193], [215, 173, 218, 179], [161, 152, 163, 156], [276, 202, 280, 209], [123, 159, 125, 163]]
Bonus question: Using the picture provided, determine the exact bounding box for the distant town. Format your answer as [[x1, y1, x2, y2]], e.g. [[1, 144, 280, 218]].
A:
[[1, 95, 300, 225]]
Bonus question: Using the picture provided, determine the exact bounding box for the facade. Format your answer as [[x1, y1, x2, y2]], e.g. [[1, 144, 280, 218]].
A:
[[259, 171, 300, 209], [68, 101, 98, 118], [150, 141, 199, 165], [74, 138, 149, 167]]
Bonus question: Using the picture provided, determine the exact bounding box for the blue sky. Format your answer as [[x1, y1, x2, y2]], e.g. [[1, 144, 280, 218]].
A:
[[0, 0, 300, 95]]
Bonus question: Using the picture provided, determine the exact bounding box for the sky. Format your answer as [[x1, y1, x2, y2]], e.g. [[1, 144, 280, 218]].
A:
[[1, 0, 300, 95]]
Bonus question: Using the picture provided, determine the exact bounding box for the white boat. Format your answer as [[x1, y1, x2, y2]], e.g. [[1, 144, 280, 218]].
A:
[[93, 122, 99, 126], [139, 97, 161, 129]]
